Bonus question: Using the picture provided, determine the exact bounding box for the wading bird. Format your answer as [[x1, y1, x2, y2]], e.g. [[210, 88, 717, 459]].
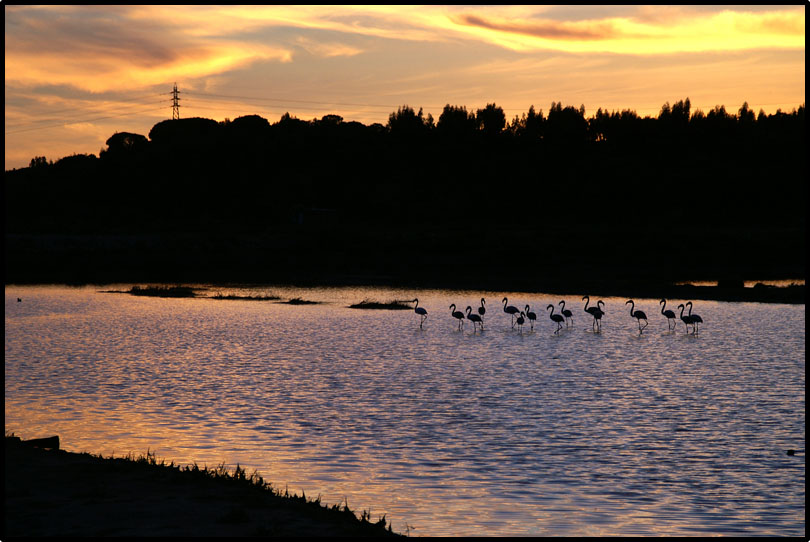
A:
[[582, 296, 605, 332], [559, 300, 573, 328], [626, 300, 648, 334], [478, 298, 486, 317], [466, 306, 484, 331], [660, 299, 676, 330], [515, 311, 526, 333], [524, 305, 537, 330], [450, 304, 465, 330], [412, 298, 427, 328], [502, 297, 520, 327], [677, 304, 695, 334], [686, 301, 703, 333], [547, 304, 565, 334]]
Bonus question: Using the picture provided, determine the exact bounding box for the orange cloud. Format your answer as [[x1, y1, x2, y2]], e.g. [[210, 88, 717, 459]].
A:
[[4, 6, 293, 93], [448, 7, 805, 54], [455, 14, 621, 41]]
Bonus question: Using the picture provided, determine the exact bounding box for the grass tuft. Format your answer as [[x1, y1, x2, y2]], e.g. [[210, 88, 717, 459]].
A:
[[282, 297, 321, 305]]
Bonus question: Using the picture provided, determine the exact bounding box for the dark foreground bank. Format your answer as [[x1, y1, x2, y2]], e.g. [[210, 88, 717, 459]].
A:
[[4, 436, 400, 537]]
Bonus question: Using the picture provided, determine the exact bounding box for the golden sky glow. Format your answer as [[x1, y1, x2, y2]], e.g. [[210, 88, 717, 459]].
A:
[[4, 4, 805, 169]]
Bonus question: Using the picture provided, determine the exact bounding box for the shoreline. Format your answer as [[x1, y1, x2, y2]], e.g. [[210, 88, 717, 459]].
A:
[[6, 277, 805, 305], [4, 435, 401, 537]]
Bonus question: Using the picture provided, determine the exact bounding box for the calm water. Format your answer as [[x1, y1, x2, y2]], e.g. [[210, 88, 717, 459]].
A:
[[5, 285, 805, 536]]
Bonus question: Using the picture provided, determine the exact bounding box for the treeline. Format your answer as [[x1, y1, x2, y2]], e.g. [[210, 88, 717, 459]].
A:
[[5, 98, 805, 235], [4, 98, 806, 286]]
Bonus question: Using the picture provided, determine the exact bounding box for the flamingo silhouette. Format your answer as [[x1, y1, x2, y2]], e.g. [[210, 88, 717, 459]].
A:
[[686, 301, 703, 333], [412, 298, 428, 328], [502, 297, 519, 327], [450, 304, 465, 330], [582, 296, 605, 331], [515, 311, 526, 333], [677, 304, 695, 334], [546, 304, 564, 334], [478, 298, 486, 317], [660, 299, 676, 330], [524, 305, 537, 330], [466, 306, 484, 331], [559, 300, 573, 328], [626, 300, 648, 334]]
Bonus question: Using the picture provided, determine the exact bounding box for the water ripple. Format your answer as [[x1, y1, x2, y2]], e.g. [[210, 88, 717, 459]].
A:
[[5, 286, 805, 536]]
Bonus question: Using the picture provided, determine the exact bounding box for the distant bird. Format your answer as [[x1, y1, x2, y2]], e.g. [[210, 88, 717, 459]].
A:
[[450, 304, 465, 330], [582, 296, 605, 331], [502, 297, 520, 327], [686, 301, 703, 333], [546, 304, 564, 334], [677, 303, 695, 334], [524, 305, 537, 330], [17, 298, 22, 302], [559, 300, 573, 328], [478, 298, 486, 317], [515, 311, 526, 333], [660, 299, 676, 331], [412, 298, 427, 328], [466, 306, 484, 331], [626, 300, 648, 334]]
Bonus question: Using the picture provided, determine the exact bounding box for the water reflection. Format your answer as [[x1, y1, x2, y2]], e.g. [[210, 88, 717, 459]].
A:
[[5, 285, 806, 536]]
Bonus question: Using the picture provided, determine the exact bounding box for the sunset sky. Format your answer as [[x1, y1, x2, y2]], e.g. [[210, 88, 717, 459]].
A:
[[4, 4, 805, 170]]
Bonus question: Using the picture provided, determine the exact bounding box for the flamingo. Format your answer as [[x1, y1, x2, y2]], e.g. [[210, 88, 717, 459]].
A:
[[466, 306, 484, 331], [524, 305, 537, 330], [515, 311, 526, 333], [412, 298, 427, 328], [677, 303, 695, 334], [686, 301, 703, 333], [478, 298, 486, 317], [626, 300, 648, 334], [450, 304, 465, 330], [582, 296, 605, 331], [559, 300, 573, 328], [546, 304, 564, 334], [502, 297, 519, 327], [660, 299, 676, 331]]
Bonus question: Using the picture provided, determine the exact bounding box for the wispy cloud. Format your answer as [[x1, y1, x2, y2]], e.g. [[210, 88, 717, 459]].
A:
[[455, 14, 622, 41], [4, 6, 293, 92], [4, 5, 805, 170], [448, 6, 805, 54]]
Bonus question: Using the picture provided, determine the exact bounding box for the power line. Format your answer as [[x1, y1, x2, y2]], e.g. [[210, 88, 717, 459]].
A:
[[5, 99, 170, 130], [184, 90, 802, 117], [7, 93, 168, 120], [184, 90, 403, 111], [4, 105, 168, 135]]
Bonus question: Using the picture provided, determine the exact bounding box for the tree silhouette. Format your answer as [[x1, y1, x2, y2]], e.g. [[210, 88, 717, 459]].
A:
[[475, 103, 505, 138], [437, 104, 476, 140]]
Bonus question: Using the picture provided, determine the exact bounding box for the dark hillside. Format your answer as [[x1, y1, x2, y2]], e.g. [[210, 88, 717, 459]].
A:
[[5, 101, 805, 291]]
